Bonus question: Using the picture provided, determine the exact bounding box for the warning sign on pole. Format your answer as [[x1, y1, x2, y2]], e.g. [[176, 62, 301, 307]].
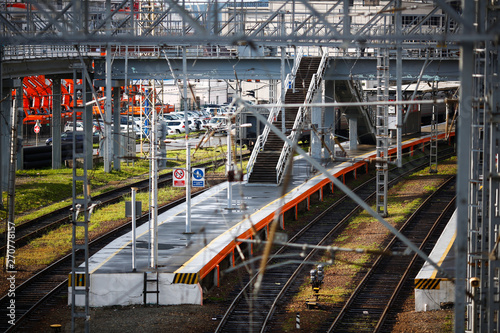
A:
[[192, 168, 205, 187], [173, 168, 186, 187]]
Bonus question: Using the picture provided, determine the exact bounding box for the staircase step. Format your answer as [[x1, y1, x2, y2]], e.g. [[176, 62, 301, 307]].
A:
[[248, 57, 322, 184]]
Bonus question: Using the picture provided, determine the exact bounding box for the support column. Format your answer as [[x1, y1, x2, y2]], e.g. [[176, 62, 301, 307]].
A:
[[456, 0, 475, 330], [0, 84, 12, 207], [347, 115, 358, 150], [310, 84, 323, 162], [375, 47, 389, 217], [103, 43, 112, 173], [84, 78, 93, 170], [113, 87, 121, 171], [323, 80, 335, 160], [15, 81, 23, 171], [52, 78, 62, 169]]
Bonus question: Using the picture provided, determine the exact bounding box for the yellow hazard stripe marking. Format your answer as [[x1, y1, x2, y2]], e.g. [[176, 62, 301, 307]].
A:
[[415, 278, 442, 290], [68, 273, 87, 287], [173, 273, 199, 284]]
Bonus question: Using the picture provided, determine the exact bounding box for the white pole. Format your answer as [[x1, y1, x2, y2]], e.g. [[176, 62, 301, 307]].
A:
[[227, 124, 232, 209], [131, 187, 137, 272], [149, 108, 158, 269], [186, 145, 192, 233], [183, 46, 192, 234]]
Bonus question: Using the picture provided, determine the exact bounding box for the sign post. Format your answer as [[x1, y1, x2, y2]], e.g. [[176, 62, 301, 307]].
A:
[[34, 121, 40, 146]]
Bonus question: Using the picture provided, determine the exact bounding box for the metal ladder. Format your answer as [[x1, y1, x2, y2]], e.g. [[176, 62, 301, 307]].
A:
[[70, 65, 91, 333], [143, 271, 160, 305], [429, 85, 438, 174], [375, 47, 389, 217]]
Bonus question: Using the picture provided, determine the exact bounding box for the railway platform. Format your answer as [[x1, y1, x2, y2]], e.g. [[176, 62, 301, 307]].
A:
[[70, 130, 455, 307], [414, 210, 456, 311]]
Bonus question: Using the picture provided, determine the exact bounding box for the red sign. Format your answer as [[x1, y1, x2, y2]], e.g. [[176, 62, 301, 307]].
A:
[[173, 168, 185, 187], [34, 125, 40, 134]]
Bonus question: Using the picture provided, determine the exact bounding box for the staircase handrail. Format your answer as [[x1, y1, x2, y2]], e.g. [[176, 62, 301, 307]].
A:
[[246, 47, 303, 178], [275, 52, 328, 184], [246, 98, 282, 176]]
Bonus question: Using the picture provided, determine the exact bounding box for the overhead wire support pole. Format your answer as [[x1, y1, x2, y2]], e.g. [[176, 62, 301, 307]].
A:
[[429, 82, 439, 174], [280, 12, 286, 134], [5, 79, 21, 272], [70, 66, 90, 333], [149, 102, 158, 268], [375, 45, 389, 217], [183, 46, 192, 234], [456, 0, 476, 331], [104, 0, 112, 173], [395, 0, 402, 168]]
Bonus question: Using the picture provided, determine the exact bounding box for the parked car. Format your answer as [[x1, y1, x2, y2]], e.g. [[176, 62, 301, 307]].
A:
[[64, 121, 84, 132], [166, 121, 186, 134], [163, 114, 181, 121], [198, 119, 209, 130], [46, 131, 100, 145], [166, 126, 176, 135], [187, 119, 200, 131]]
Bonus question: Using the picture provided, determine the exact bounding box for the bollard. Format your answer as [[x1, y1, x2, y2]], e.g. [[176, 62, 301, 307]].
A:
[[296, 312, 300, 329]]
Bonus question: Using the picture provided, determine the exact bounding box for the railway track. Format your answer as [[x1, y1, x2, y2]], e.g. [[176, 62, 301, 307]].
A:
[[0, 155, 238, 332], [0, 148, 454, 332], [0, 156, 231, 255], [215, 148, 456, 333], [326, 176, 456, 332], [0, 192, 201, 333]]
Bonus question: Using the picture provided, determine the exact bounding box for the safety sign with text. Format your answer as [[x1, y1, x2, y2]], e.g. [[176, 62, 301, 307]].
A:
[[173, 168, 186, 187], [192, 168, 205, 187]]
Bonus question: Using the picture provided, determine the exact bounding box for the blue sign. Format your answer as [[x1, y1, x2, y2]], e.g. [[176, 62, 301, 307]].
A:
[[192, 168, 205, 187]]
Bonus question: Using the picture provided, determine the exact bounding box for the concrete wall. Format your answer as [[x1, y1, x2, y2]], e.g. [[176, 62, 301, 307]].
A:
[[69, 272, 202, 307], [415, 281, 455, 312]]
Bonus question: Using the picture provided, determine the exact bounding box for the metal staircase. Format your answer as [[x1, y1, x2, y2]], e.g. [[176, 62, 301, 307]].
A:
[[246, 49, 303, 182], [247, 52, 327, 184]]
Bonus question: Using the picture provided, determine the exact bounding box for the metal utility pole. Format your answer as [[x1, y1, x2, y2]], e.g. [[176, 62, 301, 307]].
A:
[[395, 0, 403, 168], [183, 46, 192, 234], [429, 82, 438, 174], [102, 0, 113, 173], [456, 0, 475, 331], [375, 46, 389, 217], [5, 79, 21, 271], [70, 67, 91, 333]]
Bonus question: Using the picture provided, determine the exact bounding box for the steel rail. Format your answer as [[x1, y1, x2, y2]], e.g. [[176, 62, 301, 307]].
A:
[[0, 187, 206, 332], [373, 196, 457, 333], [0, 155, 243, 255], [326, 176, 456, 332], [215, 148, 455, 332]]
